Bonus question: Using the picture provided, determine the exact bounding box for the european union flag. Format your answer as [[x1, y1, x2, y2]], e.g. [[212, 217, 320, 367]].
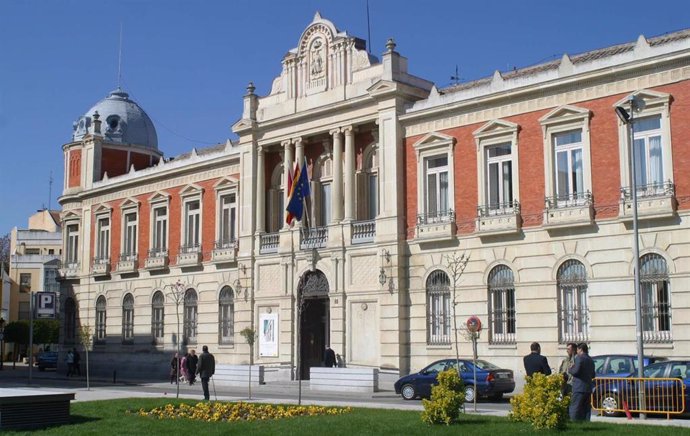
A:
[[285, 159, 310, 224]]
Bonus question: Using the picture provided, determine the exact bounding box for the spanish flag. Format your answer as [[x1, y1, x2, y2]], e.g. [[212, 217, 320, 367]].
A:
[[285, 159, 310, 225]]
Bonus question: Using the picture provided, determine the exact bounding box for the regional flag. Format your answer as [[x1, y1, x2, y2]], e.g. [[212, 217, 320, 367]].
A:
[[285, 159, 310, 224], [285, 162, 299, 225]]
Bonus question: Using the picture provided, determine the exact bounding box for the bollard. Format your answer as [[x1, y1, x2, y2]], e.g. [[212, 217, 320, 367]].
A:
[[113, 370, 117, 384]]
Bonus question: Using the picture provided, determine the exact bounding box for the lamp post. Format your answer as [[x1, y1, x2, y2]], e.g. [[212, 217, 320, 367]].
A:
[[0, 317, 5, 371], [615, 94, 646, 418]]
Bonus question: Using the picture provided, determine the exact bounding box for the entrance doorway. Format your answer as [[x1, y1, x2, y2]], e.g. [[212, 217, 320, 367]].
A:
[[298, 270, 329, 380]]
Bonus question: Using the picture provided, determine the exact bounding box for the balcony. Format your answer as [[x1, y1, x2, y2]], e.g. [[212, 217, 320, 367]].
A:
[[259, 232, 279, 254], [476, 202, 521, 236], [177, 244, 202, 267], [300, 226, 328, 249], [116, 253, 138, 273], [145, 248, 169, 270], [543, 192, 594, 229], [57, 261, 80, 279], [619, 181, 676, 220], [212, 239, 237, 263], [415, 210, 456, 242], [91, 257, 111, 276], [351, 219, 375, 244]]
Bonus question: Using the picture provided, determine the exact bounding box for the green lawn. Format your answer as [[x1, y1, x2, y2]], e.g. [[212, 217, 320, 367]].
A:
[[3, 398, 683, 435]]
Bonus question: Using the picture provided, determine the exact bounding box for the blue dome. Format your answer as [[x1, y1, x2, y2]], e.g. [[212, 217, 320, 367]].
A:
[[73, 88, 158, 149]]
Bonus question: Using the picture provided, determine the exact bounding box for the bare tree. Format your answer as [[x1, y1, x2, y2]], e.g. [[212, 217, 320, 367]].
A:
[[0, 233, 10, 271], [166, 281, 186, 399], [240, 327, 256, 400], [445, 252, 470, 376], [78, 324, 93, 391]]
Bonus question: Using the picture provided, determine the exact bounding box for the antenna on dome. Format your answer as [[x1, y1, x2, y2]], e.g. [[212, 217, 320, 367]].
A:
[[366, 0, 372, 54], [48, 171, 53, 211], [117, 22, 123, 89]]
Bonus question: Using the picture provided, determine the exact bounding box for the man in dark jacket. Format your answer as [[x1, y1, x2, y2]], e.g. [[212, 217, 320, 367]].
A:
[[196, 345, 216, 400], [324, 345, 336, 368], [523, 342, 552, 377], [186, 349, 199, 385], [568, 343, 595, 421]]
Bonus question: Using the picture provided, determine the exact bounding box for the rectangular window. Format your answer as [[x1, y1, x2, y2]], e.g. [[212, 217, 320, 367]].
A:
[[19, 273, 31, 292], [184, 305, 198, 343], [641, 279, 671, 341], [123, 212, 138, 259], [368, 174, 378, 219], [489, 288, 516, 344], [633, 115, 664, 192], [427, 291, 450, 345], [25, 248, 40, 255], [96, 216, 110, 261], [184, 200, 201, 248], [425, 156, 449, 220], [553, 130, 584, 202], [560, 285, 588, 343], [96, 309, 106, 341], [123, 309, 134, 341], [152, 207, 168, 253], [219, 193, 237, 246], [66, 224, 79, 265], [320, 183, 332, 226], [152, 307, 164, 340], [486, 143, 513, 210], [220, 303, 234, 343]]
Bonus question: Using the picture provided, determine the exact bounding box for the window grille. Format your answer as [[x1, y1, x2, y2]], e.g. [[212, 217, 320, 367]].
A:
[[426, 270, 451, 345], [488, 265, 516, 344], [640, 253, 672, 343], [557, 260, 588, 343]]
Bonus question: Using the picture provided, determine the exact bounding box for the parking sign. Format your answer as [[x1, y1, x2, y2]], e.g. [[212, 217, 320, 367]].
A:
[[36, 292, 56, 319]]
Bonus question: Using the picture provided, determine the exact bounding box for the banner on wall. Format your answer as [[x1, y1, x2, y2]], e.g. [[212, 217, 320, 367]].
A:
[[259, 312, 279, 357]]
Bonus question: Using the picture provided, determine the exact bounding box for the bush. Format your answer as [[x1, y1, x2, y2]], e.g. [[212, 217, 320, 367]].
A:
[[509, 373, 569, 430], [420, 369, 466, 425]]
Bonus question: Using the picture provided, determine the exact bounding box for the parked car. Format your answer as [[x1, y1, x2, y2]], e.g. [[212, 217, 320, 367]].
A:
[[594, 360, 689, 417], [36, 351, 58, 371], [394, 358, 515, 402], [592, 354, 667, 378]]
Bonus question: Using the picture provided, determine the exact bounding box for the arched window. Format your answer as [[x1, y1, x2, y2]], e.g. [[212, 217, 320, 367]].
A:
[[488, 265, 516, 344], [358, 144, 379, 220], [64, 298, 76, 343], [122, 293, 134, 342], [426, 270, 451, 345], [557, 260, 588, 343], [152, 291, 165, 343], [314, 155, 333, 226], [95, 296, 107, 342], [183, 288, 198, 344], [219, 287, 234, 344], [640, 253, 671, 343]]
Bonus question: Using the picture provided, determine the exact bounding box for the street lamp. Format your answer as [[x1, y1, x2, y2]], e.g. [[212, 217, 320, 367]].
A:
[[615, 94, 647, 417], [0, 317, 5, 371]]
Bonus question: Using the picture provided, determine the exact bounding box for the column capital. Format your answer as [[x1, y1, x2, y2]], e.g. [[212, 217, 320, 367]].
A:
[[281, 139, 291, 147], [291, 137, 303, 145], [329, 128, 342, 136], [257, 144, 266, 154], [342, 125, 355, 135]]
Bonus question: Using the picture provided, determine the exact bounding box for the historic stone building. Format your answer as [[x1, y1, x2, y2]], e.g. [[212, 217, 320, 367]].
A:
[[58, 13, 690, 389]]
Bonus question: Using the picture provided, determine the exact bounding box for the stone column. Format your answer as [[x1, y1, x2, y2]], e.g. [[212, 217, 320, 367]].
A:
[[294, 137, 304, 168], [282, 140, 293, 230], [256, 145, 266, 233], [330, 128, 344, 222], [343, 126, 355, 221]]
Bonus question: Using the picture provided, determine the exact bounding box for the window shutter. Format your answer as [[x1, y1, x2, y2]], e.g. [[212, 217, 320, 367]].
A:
[[355, 172, 367, 220], [268, 189, 278, 231], [310, 181, 320, 226]]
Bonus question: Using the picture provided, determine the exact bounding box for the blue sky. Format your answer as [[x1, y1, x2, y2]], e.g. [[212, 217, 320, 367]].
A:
[[0, 0, 687, 234]]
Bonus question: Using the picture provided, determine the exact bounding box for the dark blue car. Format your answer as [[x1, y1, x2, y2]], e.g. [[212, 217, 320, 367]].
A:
[[592, 354, 667, 378], [594, 360, 689, 417], [36, 351, 58, 371], [394, 358, 515, 402]]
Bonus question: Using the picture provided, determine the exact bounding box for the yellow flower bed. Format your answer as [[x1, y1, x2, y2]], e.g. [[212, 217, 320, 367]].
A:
[[137, 402, 352, 422]]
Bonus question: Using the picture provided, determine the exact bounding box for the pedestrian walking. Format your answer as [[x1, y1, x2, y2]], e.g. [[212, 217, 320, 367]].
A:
[[558, 343, 576, 396], [66, 349, 74, 377], [187, 349, 198, 385], [523, 342, 552, 377], [568, 343, 595, 421], [324, 345, 337, 367], [170, 352, 180, 384], [72, 348, 82, 376], [180, 353, 190, 383], [195, 345, 216, 400]]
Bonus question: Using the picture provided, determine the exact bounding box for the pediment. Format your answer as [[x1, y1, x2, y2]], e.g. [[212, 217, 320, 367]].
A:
[[232, 118, 255, 133], [93, 203, 112, 215], [61, 210, 81, 221], [214, 176, 239, 190], [367, 80, 397, 97], [473, 119, 519, 138], [119, 197, 141, 210], [613, 89, 671, 108], [179, 183, 204, 196], [412, 132, 456, 150], [148, 191, 171, 203], [539, 105, 591, 124]]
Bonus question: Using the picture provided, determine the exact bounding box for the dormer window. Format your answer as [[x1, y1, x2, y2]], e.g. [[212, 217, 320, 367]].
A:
[[105, 115, 123, 133]]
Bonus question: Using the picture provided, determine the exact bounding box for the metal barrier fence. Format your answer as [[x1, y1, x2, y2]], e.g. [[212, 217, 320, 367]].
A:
[[592, 377, 686, 418]]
